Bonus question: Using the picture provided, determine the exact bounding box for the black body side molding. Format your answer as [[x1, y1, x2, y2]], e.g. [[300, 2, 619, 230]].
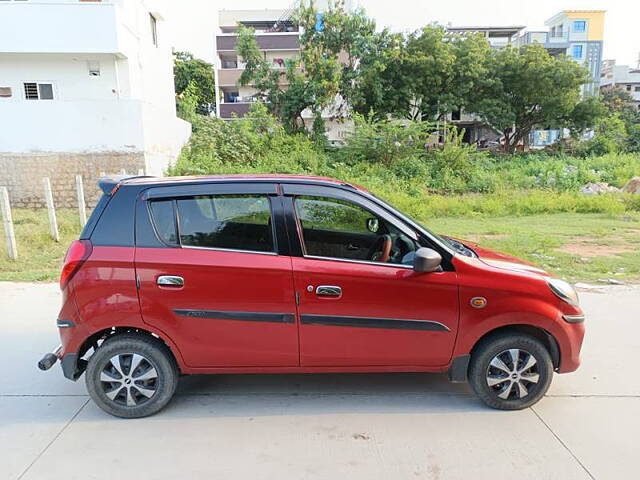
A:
[[173, 309, 295, 324], [300, 315, 450, 331]]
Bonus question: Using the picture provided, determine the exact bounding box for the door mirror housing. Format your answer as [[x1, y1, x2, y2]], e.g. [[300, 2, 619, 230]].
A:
[[366, 217, 380, 233], [413, 248, 442, 273]]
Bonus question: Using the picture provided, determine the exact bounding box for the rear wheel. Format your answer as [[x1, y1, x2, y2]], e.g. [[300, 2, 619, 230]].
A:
[[468, 333, 553, 410], [85, 334, 178, 418]]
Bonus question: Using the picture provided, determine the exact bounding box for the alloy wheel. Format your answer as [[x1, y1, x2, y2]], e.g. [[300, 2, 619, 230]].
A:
[[486, 348, 540, 400], [99, 353, 159, 407]]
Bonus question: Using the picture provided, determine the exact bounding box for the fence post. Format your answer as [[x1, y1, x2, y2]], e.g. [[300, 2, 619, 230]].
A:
[[75, 175, 87, 227], [0, 187, 18, 260], [120, 168, 126, 175], [137, 168, 144, 176], [43, 177, 59, 242]]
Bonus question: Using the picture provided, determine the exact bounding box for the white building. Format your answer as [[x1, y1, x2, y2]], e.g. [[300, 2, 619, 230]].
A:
[[0, 0, 191, 207], [601, 60, 640, 110]]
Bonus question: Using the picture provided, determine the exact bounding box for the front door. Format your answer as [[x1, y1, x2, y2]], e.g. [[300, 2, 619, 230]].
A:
[[136, 183, 298, 368], [284, 187, 459, 367]]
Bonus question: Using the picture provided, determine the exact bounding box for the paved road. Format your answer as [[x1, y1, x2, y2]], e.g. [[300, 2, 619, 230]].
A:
[[1, 282, 638, 480]]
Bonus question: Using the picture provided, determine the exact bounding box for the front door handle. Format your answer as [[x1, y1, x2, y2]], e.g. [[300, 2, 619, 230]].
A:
[[315, 285, 342, 297], [157, 275, 184, 287]]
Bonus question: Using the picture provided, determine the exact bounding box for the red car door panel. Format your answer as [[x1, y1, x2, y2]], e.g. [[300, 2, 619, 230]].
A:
[[137, 248, 298, 368], [293, 257, 459, 367]]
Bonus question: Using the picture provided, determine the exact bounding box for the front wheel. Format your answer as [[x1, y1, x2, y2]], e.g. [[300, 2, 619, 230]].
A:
[[85, 334, 178, 418], [468, 333, 553, 410]]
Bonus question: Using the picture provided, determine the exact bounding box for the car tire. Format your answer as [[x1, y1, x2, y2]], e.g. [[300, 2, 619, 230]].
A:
[[85, 333, 178, 418], [468, 333, 553, 410]]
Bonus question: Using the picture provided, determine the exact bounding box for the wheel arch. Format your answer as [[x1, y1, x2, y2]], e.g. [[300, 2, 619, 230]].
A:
[[65, 325, 185, 381], [470, 324, 560, 370]]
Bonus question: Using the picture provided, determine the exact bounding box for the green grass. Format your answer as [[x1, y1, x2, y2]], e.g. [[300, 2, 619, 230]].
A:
[[431, 212, 640, 283], [0, 209, 82, 282], [1, 207, 639, 284]]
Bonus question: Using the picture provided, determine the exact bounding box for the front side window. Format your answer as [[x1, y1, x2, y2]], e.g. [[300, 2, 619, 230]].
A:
[[177, 195, 273, 252], [294, 196, 417, 266], [573, 20, 586, 33]]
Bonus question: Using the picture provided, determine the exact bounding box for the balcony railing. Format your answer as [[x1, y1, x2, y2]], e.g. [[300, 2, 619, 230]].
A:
[[216, 33, 300, 51], [219, 103, 252, 118]]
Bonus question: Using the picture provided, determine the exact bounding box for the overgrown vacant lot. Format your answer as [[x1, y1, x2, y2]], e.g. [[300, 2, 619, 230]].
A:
[[1, 208, 638, 284]]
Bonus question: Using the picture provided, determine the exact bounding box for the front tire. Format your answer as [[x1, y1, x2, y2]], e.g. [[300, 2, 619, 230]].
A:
[[468, 333, 553, 410], [85, 334, 178, 418]]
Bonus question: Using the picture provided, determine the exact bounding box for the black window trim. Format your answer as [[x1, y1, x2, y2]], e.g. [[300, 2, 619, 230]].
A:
[[143, 183, 282, 256]]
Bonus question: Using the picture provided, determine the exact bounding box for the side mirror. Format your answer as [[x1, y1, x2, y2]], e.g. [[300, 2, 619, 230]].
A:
[[413, 248, 442, 273], [366, 217, 380, 233]]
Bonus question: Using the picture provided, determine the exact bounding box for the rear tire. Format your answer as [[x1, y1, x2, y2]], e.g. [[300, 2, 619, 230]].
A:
[[468, 333, 553, 410], [85, 334, 178, 418]]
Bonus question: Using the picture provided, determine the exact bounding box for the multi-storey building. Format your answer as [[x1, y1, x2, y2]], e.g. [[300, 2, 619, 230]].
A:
[[214, 6, 353, 143], [601, 60, 640, 110], [517, 10, 606, 97], [0, 0, 191, 207], [445, 25, 525, 49]]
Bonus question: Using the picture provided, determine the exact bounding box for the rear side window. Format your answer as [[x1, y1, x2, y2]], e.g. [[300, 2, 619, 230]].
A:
[[149, 195, 274, 253], [149, 200, 178, 246]]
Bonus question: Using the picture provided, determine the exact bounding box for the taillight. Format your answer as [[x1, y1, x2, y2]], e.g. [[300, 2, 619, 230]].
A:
[[60, 240, 93, 290]]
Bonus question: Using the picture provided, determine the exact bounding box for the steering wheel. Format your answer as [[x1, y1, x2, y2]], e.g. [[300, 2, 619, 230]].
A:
[[368, 234, 393, 263]]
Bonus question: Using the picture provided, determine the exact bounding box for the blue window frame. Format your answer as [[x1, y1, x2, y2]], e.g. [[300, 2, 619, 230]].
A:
[[573, 20, 586, 32], [572, 44, 583, 60]]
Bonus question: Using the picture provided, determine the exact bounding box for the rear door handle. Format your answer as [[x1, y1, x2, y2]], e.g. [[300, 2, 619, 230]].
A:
[[347, 244, 360, 251], [157, 275, 184, 287], [315, 285, 342, 297]]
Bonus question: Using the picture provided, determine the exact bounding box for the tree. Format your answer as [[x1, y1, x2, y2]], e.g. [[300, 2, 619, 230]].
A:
[[173, 52, 216, 114], [236, 23, 340, 133], [394, 26, 491, 121], [469, 44, 590, 153], [601, 87, 640, 128], [565, 97, 608, 137]]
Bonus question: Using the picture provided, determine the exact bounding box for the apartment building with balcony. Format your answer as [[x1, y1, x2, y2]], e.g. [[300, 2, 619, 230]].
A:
[[601, 60, 640, 110], [445, 25, 525, 49], [516, 10, 606, 97], [214, 6, 353, 143], [0, 0, 191, 207]]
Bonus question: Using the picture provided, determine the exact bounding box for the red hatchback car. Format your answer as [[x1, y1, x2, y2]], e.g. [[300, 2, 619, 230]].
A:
[[39, 174, 585, 418]]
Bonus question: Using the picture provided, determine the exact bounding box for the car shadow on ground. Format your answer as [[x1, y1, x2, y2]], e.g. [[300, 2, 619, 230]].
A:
[[126, 372, 489, 419]]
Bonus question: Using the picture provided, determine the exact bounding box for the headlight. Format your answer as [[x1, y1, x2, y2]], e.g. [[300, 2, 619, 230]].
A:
[[547, 278, 579, 306]]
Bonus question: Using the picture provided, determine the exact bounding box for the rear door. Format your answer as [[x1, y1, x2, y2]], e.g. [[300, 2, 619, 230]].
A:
[[283, 184, 459, 367], [135, 182, 299, 368]]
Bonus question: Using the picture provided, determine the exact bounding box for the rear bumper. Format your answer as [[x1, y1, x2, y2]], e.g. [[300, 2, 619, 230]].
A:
[[60, 353, 84, 380]]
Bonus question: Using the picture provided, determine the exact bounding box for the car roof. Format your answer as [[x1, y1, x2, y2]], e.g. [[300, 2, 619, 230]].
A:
[[109, 174, 367, 192]]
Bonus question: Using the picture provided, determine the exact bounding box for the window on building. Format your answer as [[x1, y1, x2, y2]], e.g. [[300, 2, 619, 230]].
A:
[[573, 21, 587, 33], [150, 13, 158, 47], [627, 85, 632, 91], [635, 86, 640, 92], [0, 87, 12, 98], [571, 45, 583, 60], [23, 82, 54, 100]]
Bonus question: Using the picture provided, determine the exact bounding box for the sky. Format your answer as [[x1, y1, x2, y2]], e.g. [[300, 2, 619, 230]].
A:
[[165, 0, 640, 67]]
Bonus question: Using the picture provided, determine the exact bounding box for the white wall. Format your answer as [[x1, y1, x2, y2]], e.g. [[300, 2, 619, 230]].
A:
[[0, 99, 145, 152], [0, 1, 121, 55], [0, 54, 119, 102]]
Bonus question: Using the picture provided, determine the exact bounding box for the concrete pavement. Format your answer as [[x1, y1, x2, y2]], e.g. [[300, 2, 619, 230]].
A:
[[1, 282, 638, 480]]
